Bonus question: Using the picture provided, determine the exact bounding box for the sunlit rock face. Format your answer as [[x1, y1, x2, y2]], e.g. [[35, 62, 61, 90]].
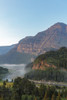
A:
[[32, 61, 56, 70], [0, 22, 67, 64], [16, 22, 67, 55]]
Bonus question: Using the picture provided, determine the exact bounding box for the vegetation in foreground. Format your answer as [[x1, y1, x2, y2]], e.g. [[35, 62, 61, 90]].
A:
[[0, 77, 67, 100], [0, 47, 67, 100]]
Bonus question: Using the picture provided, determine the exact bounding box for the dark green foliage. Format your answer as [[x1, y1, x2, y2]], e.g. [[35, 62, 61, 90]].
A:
[[61, 88, 67, 98], [56, 92, 61, 100], [43, 91, 50, 100], [39, 84, 46, 99], [46, 86, 57, 99], [0, 77, 64, 100], [0, 67, 8, 74], [12, 78, 60, 100], [22, 95, 38, 100], [34, 47, 67, 69], [25, 68, 67, 82], [0, 85, 12, 100], [0, 67, 8, 80], [51, 94, 55, 100], [13, 77, 37, 100]]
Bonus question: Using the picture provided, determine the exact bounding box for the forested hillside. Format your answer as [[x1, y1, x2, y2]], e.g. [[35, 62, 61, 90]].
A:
[[33, 47, 67, 69], [0, 67, 8, 80], [25, 47, 67, 82]]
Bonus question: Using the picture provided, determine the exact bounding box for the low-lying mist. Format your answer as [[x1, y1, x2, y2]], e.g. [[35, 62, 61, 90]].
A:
[[0, 64, 27, 81]]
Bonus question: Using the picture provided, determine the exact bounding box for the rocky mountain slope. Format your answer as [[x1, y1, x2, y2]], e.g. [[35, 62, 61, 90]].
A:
[[0, 22, 67, 64], [16, 22, 67, 55]]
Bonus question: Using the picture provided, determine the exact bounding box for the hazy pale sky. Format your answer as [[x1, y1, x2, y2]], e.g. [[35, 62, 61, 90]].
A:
[[0, 0, 67, 46]]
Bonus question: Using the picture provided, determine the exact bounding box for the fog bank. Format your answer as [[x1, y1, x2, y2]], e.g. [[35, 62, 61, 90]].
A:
[[0, 64, 26, 81]]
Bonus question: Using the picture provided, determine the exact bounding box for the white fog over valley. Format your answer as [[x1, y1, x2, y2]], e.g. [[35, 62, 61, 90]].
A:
[[0, 64, 27, 81]]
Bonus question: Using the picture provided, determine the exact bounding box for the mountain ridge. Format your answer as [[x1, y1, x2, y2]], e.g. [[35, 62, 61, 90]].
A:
[[0, 22, 67, 64], [16, 22, 67, 55]]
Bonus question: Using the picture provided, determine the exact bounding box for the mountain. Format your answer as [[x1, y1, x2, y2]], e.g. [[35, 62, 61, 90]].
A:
[[32, 47, 67, 70], [25, 47, 67, 82], [0, 22, 67, 64], [16, 22, 67, 55], [26, 47, 67, 70], [0, 45, 15, 55]]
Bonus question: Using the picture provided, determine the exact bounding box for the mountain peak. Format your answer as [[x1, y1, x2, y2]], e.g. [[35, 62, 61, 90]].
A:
[[54, 22, 67, 26], [16, 22, 67, 55], [48, 22, 67, 33], [52, 22, 67, 28]]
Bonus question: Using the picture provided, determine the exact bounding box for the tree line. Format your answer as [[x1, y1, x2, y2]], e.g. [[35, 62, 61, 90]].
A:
[[0, 77, 67, 100]]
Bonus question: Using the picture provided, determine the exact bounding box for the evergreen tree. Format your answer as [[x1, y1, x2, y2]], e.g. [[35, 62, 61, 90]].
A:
[[51, 94, 55, 100], [56, 92, 61, 100], [43, 91, 49, 100], [34, 97, 37, 100]]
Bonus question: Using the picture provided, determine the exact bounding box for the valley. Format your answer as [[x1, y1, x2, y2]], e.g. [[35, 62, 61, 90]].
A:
[[0, 0, 67, 99], [0, 64, 26, 81]]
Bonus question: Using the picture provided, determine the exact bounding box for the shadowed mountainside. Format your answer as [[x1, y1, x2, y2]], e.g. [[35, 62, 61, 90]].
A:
[[0, 45, 15, 55]]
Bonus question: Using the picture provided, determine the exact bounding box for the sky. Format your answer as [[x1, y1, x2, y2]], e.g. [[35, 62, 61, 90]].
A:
[[0, 0, 67, 46]]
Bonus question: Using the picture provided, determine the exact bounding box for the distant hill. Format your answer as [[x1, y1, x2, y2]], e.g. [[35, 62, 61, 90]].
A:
[[26, 47, 67, 70], [32, 47, 67, 70], [0, 22, 67, 64], [0, 48, 35, 64], [25, 47, 67, 82], [0, 45, 15, 55]]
